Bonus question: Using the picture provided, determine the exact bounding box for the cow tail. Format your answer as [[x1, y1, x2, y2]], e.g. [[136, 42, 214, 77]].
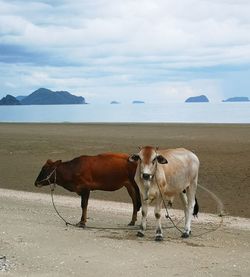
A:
[[183, 189, 199, 217], [193, 197, 199, 217]]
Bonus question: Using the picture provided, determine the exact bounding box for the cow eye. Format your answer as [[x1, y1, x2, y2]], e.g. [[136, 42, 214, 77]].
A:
[[129, 154, 141, 162], [152, 157, 157, 164]]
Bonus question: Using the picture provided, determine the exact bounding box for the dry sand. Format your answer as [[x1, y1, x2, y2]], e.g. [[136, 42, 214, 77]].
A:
[[0, 189, 250, 276]]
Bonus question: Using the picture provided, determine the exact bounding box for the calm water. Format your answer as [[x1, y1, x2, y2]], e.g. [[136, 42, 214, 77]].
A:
[[0, 103, 249, 123]]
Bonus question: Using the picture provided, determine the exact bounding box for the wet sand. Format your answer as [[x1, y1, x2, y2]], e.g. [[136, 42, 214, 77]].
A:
[[0, 123, 249, 218]]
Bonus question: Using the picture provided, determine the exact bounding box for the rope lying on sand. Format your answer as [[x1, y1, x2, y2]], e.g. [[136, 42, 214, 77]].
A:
[[198, 183, 225, 216], [50, 183, 226, 237], [154, 182, 226, 238], [187, 184, 226, 238]]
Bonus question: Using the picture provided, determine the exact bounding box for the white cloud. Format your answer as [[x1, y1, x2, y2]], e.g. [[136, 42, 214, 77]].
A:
[[0, 0, 250, 101]]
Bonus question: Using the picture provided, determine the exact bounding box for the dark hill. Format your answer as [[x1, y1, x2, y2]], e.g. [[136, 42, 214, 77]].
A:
[[185, 95, 209, 103], [16, 96, 27, 101], [21, 88, 86, 105], [223, 97, 249, 102], [132, 100, 145, 104], [0, 95, 21, 105]]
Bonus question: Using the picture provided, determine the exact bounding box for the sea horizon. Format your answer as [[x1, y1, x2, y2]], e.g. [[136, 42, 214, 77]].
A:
[[0, 102, 249, 124]]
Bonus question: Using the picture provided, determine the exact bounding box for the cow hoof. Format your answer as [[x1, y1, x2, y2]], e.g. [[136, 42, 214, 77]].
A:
[[128, 221, 135, 226], [76, 222, 86, 228], [181, 232, 190, 239], [155, 235, 163, 242], [137, 231, 144, 237]]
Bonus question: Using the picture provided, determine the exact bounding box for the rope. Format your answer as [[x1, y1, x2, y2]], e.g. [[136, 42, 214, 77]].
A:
[[151, 159, 183, 234], [189, 183, 225, 238], [50, 186, 76, 227], [47, 168, 78, 227], [198, 183, 225, 216], [154, 175, 184, 234], [50, 184, 183, 231], [157, 181, 225, 237], [153, 161, 225, 237], [50, 185, 138, 230], [47, 162, 224, 237], [47, 158, 182, 231], [50, 182, 224, 237], [191, 216, 224, 238]]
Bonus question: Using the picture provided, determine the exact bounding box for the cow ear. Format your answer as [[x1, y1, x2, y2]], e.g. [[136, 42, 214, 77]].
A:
[[129, 154, 141, 162], [156, 155, 168, 164], [54, 160, 62, 166], [46, 159, 53, 165]]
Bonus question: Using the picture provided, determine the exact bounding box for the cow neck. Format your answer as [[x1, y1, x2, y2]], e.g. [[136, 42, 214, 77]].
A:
[[153, 161, 164, 187], [49, 168, 57, 191], [54, 163, 75, 192]]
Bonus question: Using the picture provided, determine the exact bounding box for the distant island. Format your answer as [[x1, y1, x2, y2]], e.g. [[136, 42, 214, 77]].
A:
[[0, 88, 86, 105], [185, 95, 209, 103], [1, 90, 249, 106], [222, 97, 249, 102], [132, 100, 145, 104], [16, 96, 27, 101], [0, 95, 21, 105]]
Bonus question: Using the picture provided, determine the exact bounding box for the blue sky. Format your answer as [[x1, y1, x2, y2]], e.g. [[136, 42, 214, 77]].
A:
[[0, 0, 250, 103]]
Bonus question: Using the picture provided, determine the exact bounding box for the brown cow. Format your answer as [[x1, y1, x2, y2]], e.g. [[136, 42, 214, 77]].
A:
[[35, 153, 141, 227]]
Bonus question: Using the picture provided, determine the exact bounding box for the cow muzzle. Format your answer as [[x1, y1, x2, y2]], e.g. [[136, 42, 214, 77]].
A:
[[142, 173, 153, 181], [34, 181, 44, 187]]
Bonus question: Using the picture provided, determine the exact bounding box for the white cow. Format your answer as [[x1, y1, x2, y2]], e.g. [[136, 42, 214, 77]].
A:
[[129, 146, 199, 241]]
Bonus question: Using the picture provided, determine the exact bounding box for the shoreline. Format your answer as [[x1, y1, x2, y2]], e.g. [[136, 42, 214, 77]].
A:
[[0, 122, 250, 125]]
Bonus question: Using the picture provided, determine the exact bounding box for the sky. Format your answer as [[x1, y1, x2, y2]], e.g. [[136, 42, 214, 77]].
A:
[[0, 0, 250, 103]]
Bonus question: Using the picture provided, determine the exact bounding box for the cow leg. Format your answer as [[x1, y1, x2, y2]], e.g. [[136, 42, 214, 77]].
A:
[[126, 185, 138, 226], [137, 198, 148, 237], [182, 183, 197, 238], [76, 189, 90, 228], [180, 191, 188, 236], [154, 197, 163, 241]]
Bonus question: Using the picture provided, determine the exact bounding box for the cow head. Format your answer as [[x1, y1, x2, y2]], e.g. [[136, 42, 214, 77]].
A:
[[129, 146, 168, 181], [34, 159, 61, 187]]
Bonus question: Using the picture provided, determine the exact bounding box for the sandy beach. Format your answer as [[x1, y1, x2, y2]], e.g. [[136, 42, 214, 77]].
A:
[[0, 123, 250, 276], [0, 189, 250, 276]]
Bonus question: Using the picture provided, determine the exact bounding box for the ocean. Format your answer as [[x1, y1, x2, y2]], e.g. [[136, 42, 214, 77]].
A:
[[0, 102, 249, 123]]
